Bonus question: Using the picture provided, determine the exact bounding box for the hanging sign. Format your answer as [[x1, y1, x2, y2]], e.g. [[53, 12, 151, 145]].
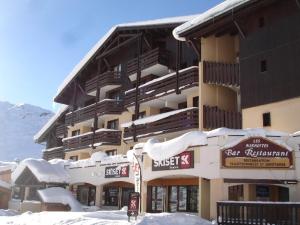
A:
[[104, 165, 129, 178], [221, 137, 293, 169], [152, 151, 194, 171]]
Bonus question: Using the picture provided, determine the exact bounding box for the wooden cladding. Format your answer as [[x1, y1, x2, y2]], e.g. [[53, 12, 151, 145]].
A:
[[56, 124, 66, 137], [203, 105, 242, 129], [63, 130, 121, 150], [65, 100, 123, 125], [85, 71, 122, 94], [127, 48, 171, 76], [42, 147, 65, 161], [125, 66, 199, 107], [203, 61, 240, 87], [123, 108, 198, 139], [217, 201, 300, 225]]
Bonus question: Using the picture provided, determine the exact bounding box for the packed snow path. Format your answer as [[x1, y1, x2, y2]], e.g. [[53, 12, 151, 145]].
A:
[[0, 210, 212, 225]]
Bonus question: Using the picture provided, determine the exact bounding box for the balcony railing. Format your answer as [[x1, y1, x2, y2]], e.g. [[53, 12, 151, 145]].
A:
[[85, 71, 122, 94], [127, 48, 171, 77], [42, 146, 64, 161], [123, 107, 198, 139], [63, 129, 121, 150], [203, 61, 240, 87], [125, 66, 199, 107], [203, 105, 242, 129], [56, 124, 66, 137], [217, 201, 300, 225], [65, 100, 123, 125]]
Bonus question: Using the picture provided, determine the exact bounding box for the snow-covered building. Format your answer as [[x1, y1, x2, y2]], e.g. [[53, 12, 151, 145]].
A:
[[0, 162, 16, 209], [33, 0, 300, 222]]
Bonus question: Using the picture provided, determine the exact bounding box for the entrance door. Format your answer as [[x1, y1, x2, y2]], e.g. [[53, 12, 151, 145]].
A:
[[77, 185, 96, 206], [151, 186, 165, 212], [168, 186, 198, 213], [121, 187, 134, 207]]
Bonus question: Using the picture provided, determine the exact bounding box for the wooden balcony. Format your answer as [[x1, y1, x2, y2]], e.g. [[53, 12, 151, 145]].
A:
[[123, 108, 198, 139], [125, 66, 199, 107], [56, 124, 66, 138], [217, 201, 300, 225], [65, 100, 123, 125], [63, 129, 121, 150], [127, 48, 171, 78], [203, 61, 240, 87], [85, 71, 122, 95], [42, 146, 65, 161], [203, 105, 242, 129]]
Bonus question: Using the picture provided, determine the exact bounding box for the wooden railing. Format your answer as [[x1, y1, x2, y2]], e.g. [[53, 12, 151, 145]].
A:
[[56, 124, 66, 137], [203, 105, 242, 129], [42, 146, 65, 161], [125, 66, 199, 107], [123, 108, 198, 139], [203, 61, 240, 87], [85, 71, 122, 94], [65, 100, 123, 125], [217, 201, 300, 225], [63, 130, 121, 150], [127, 48, 171, 76]]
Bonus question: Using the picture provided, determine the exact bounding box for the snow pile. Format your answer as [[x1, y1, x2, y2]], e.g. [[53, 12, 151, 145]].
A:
[[90, 151, 107, 162], [0, 209, 18, 217], [292, 131, 300, 137], [137, 213, 211, 225], [144, 131, 207, 161], [0, 161, 17, 172], [12, 158, 70, 184], [121, 107, 197, 128], [38, 187, 82, 212], [173, 0, 251, 40], [0, 180, 11, 189]]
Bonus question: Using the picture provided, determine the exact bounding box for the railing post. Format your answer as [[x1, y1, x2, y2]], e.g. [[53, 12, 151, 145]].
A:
[[176, 40, 182, 95]]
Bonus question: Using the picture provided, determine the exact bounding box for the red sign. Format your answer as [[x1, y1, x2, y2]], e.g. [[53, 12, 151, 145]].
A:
[[105, 165, 129, 178], [152, 151, 194, 171], [221, 137, 293, 169], [127, 192, 140, 218]]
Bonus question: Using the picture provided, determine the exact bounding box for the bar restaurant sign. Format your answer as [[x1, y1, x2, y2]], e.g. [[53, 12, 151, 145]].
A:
[[105, 165, 129, 178], [221, 137, 293, 169], [152, 151, 194, 171]]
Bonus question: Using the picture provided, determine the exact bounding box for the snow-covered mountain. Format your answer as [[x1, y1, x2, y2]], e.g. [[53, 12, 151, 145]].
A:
[[0, 101, 53, 161]]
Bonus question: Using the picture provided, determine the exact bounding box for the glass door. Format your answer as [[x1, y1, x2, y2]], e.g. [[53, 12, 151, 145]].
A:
[[151, 186, 165, 212], [121, 187, 134, 207]]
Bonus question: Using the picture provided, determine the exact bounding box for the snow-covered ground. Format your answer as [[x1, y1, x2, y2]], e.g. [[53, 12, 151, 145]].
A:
[[0, 210, 212, 225]]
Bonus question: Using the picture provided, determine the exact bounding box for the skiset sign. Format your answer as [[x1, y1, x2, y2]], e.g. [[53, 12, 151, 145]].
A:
[[105, 165, 129, 178], [152, 151, 194, 171]]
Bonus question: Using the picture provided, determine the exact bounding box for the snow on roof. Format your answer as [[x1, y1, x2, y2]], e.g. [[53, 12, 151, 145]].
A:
[[38, 187, 82, 211], [0, 161, 17, 172], [144, 131, 207, 161], [54, 14, 198, 101], [34, 105, 68, 143], [173, 0, 251, 41], [0, 180, 11, 190], [42, 146, 63, 152], [121, 107, 197, 128], [12, 158, 70, 184]]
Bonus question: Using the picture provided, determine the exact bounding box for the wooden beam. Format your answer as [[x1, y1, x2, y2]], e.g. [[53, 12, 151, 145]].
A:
[[188, 39, 201, 60], [233, 20, 246, 39]]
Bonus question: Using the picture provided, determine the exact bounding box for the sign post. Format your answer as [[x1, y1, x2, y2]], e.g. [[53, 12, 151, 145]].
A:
[[127, 192, 140, 222]]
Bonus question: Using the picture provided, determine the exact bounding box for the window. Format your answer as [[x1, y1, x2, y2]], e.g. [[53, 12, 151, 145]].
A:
[[263, 112, 271, 127], [70, 156, 78, 161], [260, 60, 267, 72], [103, 187, 119, 206], [193, 97, 199, 107], [106, 149, 117, 156], [71, 130, 80, 136], [258, 17, 265, 28], [132, 111, 146, 120], [108, 90, 121, 101], [160, 108, 173, 113], [107, 119, 119, 130], [228, 185, 244, 201], [178, 102, 187, 109]]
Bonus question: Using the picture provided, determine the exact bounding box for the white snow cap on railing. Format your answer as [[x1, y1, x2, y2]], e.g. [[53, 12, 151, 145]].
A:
[[144, 131, 207, 161]]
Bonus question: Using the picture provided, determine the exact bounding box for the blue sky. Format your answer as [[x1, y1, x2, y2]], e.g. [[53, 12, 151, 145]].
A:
[[0, 0, 222, 111]]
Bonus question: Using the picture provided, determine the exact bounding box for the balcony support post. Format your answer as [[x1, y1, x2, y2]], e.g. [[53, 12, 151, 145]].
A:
[[176, 40, 182, 95], [133, 34, 143, 142]]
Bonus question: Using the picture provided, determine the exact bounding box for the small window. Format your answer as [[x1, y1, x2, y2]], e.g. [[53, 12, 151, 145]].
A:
[[263, 112, 271, 127], [71, 130, 80, 136], [106, 149, 117, 156], [107, 119, 119, 130], [132, 111, 146, 120], [260, 60, 267, 72], [70, 156, 78, 161], [178, 101, 187, 109], [193, 97, 199, 108], [258, 17, 265, 28], [113, 64, 122, 74]]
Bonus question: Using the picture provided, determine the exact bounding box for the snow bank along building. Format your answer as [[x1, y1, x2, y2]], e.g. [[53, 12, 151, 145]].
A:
[[31, 0, 300, 221]]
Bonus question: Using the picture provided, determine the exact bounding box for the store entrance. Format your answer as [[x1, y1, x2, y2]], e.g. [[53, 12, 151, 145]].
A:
[[76, 184, 96, 206]]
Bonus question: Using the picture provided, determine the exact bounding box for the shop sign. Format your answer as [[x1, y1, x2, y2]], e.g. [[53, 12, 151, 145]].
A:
[[152, 151, 194, 171], [132, 155, 141, 193], [105, 165, 129, 178], [221, 137, 293, 169], [127, 192, 140, 220]]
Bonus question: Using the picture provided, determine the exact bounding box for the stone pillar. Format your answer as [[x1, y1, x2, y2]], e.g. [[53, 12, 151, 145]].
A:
[[141, 181, 148, 213], [95, 185, 103, 207], [210, 179, 225, 220], [199, 178, 211, 220]]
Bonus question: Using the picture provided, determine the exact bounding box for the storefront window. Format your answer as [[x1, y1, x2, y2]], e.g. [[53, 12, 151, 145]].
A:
[[103, 187, 119, 206], [121, 188, 134, 207], [168, 186, 198, 213], [77, 185, 96, 206], [228, 185, 244, 201], [151, 186, 165, 212]]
